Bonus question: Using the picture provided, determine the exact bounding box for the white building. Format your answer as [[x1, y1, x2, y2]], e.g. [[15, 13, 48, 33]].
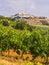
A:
[[12, 12, 34, 19]]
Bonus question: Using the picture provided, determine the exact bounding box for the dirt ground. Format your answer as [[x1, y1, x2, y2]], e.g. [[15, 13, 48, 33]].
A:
[[0, 56, 27, 65], [0, 56, 34, 65], [0, 50, 49, 65]]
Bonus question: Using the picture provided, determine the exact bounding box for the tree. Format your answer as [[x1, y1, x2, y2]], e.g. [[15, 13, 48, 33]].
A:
[[15, 20, 27, 30]]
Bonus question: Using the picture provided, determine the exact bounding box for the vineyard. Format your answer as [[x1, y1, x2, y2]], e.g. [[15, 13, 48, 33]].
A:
[[0, 17, 49, 65]]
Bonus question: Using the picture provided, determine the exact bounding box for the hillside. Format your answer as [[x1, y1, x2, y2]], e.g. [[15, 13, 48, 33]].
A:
[[0, 14, 49, 65], [11, 12, 49, 26]]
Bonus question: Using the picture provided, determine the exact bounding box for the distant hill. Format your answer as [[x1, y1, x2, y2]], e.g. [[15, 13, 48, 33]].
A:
[[11, 12, 49, 26]]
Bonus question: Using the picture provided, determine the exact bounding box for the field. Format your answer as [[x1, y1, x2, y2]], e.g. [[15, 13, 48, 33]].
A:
[[0, 16, 49, 65]]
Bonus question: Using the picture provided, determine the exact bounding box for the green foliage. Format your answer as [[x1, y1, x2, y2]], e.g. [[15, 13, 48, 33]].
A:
[[0, 24, 49, 58], [40, 20, 49, 25], [29, 29, 49, 58], [0, 15, 6, 19], [0, 18, 49, 62], [25, 62, 34, 65], [37, 62, 43, 65], [15, 20, 27, 30], [27, 24, 33, 31], [2, 19, 10, 26], [13, 19, 33, 31], [38, 16, 46, 19]]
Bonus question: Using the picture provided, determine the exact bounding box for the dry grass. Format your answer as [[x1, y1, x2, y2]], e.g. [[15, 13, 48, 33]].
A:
[[0, 50, 49, 65], [0, 58, 33, 65]]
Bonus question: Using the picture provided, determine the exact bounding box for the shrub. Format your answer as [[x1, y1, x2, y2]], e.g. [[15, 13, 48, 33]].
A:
[[40, 20, 49, 25], [27, 24, 33, 31], [2, 19, 10, 26], [15, 20, 27, 30]]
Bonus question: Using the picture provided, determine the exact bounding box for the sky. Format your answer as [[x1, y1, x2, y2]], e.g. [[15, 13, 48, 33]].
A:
[[0, 0, 49, 17]]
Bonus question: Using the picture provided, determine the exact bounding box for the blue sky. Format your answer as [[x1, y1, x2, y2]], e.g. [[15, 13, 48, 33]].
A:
[[0, 0, 49, 17]]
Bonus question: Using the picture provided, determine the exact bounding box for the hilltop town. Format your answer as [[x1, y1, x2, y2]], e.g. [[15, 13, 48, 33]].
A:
[[11, 12, 49, 26]]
